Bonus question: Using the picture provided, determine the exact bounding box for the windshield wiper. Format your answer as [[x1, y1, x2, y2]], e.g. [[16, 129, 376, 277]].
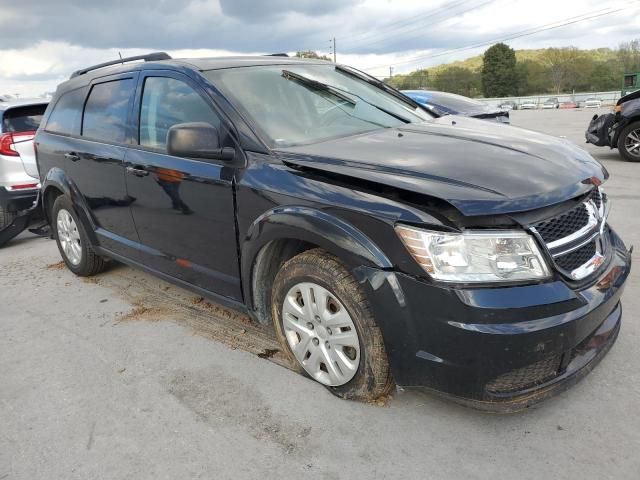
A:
[[281, 69, 411, 124], [282, 69, 355, 105], [334, 65, 436, 115]]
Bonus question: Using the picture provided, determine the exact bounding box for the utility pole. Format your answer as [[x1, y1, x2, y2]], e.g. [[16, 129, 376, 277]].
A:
[[389, 66, 394, 79], [332, 37, 336, 63]]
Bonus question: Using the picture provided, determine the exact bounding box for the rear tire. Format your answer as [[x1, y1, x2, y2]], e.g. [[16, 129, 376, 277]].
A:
[[51, 195, 106, 276], [617, 122, 640, 162], [0, 205, 17, 230], [272, 248, 394, 401]]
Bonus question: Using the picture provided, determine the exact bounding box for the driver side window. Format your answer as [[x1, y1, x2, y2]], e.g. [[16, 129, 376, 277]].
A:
[[139, 76, 221, 151]]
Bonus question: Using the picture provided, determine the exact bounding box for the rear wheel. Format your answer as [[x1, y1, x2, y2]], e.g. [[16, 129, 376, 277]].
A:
[[617, 122, 640, 162], [272, 249, 394, 401], [0, 205, 17, 230], [51, 195, 106, 276]]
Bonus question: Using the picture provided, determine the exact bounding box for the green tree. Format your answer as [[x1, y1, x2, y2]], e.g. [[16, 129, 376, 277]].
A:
[[589, 61, 621, 91], [295, 50, 331, 61], [515, 60, 548, 95], [432, 67, 481, 96], [617, 39, 640, 72], [387, 70, 432, 90], [539, 47, 586, 94], [481, 43, 518, 97]]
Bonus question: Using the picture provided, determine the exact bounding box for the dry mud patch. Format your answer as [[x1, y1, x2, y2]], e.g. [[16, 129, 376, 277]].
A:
[[93, 264, 290, 369]]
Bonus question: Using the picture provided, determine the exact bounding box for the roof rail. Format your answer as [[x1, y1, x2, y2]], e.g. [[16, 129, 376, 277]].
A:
[[70, 52, 172, 79]]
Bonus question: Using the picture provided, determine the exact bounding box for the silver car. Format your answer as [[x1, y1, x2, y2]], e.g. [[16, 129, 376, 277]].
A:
[[0, 98, 48, 242]]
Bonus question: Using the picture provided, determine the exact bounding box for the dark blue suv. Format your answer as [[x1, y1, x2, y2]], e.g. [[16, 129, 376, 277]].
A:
[[35, 53, 631, 410]]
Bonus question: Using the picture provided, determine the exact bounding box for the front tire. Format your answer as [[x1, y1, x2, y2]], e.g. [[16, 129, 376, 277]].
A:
[[272, 249, 393, 401], [617, 122, 640, 162], [51, 195, 106, 276]]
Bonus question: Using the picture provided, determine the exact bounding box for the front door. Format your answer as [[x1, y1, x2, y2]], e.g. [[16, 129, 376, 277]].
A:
[[124, 71, 242, 301]]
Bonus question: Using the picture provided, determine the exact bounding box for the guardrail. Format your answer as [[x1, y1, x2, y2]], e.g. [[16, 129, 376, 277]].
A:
[[479, 91, 621, 108]]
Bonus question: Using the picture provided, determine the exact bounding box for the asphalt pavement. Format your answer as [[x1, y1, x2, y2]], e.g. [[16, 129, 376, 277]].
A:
[[1, 107, 638, 479]]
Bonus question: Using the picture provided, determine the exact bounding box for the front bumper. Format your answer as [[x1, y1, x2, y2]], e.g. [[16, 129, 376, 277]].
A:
[[357, 227, 631, 411]]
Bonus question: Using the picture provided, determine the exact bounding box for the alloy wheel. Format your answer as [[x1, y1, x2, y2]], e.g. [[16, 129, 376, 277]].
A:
[[282, 282, 360, 386], [624, 128, 640, 157], [57, 209, 82, 265]]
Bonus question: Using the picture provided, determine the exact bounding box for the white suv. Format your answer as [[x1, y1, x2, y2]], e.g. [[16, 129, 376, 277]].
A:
[[0, 98, 48, 242]]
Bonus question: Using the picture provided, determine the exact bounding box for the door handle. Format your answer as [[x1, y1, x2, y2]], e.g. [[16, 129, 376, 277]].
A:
[[64, 152, 80, 162], [126, 166, 150, 177]]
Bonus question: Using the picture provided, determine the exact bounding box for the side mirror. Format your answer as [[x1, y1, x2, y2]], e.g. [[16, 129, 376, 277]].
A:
[[167, 122, 235, 161]]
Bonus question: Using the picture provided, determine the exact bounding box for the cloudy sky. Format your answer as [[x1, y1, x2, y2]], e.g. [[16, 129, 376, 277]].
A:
[[1, 0, 639, 97]]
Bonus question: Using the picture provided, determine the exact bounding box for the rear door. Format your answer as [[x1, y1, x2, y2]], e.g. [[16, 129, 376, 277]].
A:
[[124, 70, 242, 300], [64, 73, 140, 255]]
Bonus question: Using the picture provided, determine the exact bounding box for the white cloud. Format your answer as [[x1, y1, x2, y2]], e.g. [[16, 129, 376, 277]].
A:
[[1, 0, 639, 96]]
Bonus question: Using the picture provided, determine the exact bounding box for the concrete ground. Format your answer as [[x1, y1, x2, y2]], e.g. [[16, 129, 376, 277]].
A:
[[1, 108, 638, 479]]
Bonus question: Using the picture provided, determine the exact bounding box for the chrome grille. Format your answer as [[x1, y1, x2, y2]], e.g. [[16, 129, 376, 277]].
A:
[[531, 187, 608, 281], [534, 204, 590, 244], [554, 241, 597, 271]]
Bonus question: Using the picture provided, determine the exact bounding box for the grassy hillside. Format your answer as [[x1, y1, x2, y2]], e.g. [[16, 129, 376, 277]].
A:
[[427, 48, 619, 75], [387, 44, 636, 97]]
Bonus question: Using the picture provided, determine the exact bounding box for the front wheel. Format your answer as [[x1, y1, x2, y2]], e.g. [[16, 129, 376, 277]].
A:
[[271, 249, 393, 401], [617, 122, 640, 162]]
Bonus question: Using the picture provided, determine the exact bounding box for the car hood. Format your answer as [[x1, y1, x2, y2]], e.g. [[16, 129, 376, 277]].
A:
[[617, 89, 640, 105], [276, 116, 606, 216]]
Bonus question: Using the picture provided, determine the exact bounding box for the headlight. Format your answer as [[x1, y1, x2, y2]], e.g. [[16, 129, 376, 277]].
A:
[[395, 225, 550, 283]]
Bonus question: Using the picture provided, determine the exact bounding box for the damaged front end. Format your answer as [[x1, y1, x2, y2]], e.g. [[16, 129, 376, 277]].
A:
[[585, 113, 616, 147]]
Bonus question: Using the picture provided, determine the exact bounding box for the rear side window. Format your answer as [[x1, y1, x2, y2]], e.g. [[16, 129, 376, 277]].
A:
[[45, 88, 85, 135], [82, 79, 134, 143], [139, 76, 221, 151], [3, 104, 47, 133]]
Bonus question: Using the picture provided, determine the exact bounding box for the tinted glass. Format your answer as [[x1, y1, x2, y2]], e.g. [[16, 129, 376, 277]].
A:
[[205, 65, 431, 147], [139, 76, 220, 150], [3, 104, 47, 133], [45, 88, 85, 135], [82, 79, 134, 143]]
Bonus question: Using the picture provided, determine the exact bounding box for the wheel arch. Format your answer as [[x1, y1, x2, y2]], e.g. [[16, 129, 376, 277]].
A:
[[42, 168, 98, 244], [242, 206, 393, 325], [614, 115, 640, 145]]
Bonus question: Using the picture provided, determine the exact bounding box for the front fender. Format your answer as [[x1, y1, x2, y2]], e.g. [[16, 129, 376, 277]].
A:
[[243, 205, 392, 269], [241, 205, 393, 312]]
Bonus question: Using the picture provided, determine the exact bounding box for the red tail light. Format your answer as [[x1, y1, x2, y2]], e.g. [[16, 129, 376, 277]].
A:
[[0, 130, 36, 157], [7, 183, 39, 190]]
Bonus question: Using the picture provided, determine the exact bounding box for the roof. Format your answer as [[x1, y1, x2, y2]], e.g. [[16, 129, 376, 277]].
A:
[[172, 55, 329, 71], [0, 98, 50, 111], [56, 55, 330, 94]]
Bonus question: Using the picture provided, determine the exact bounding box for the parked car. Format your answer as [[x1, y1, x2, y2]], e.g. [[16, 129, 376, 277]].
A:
[[560, 100, 577, 109], [498, 101, 517, 111], [519, 100, 538, 109], [586, 89, 640, 161], [585, 97, 603, 108], [402, 90, 509, 123], [36, 53, 631, 411], [542, 97, 560, 109], [0, 98, 49, 246]]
